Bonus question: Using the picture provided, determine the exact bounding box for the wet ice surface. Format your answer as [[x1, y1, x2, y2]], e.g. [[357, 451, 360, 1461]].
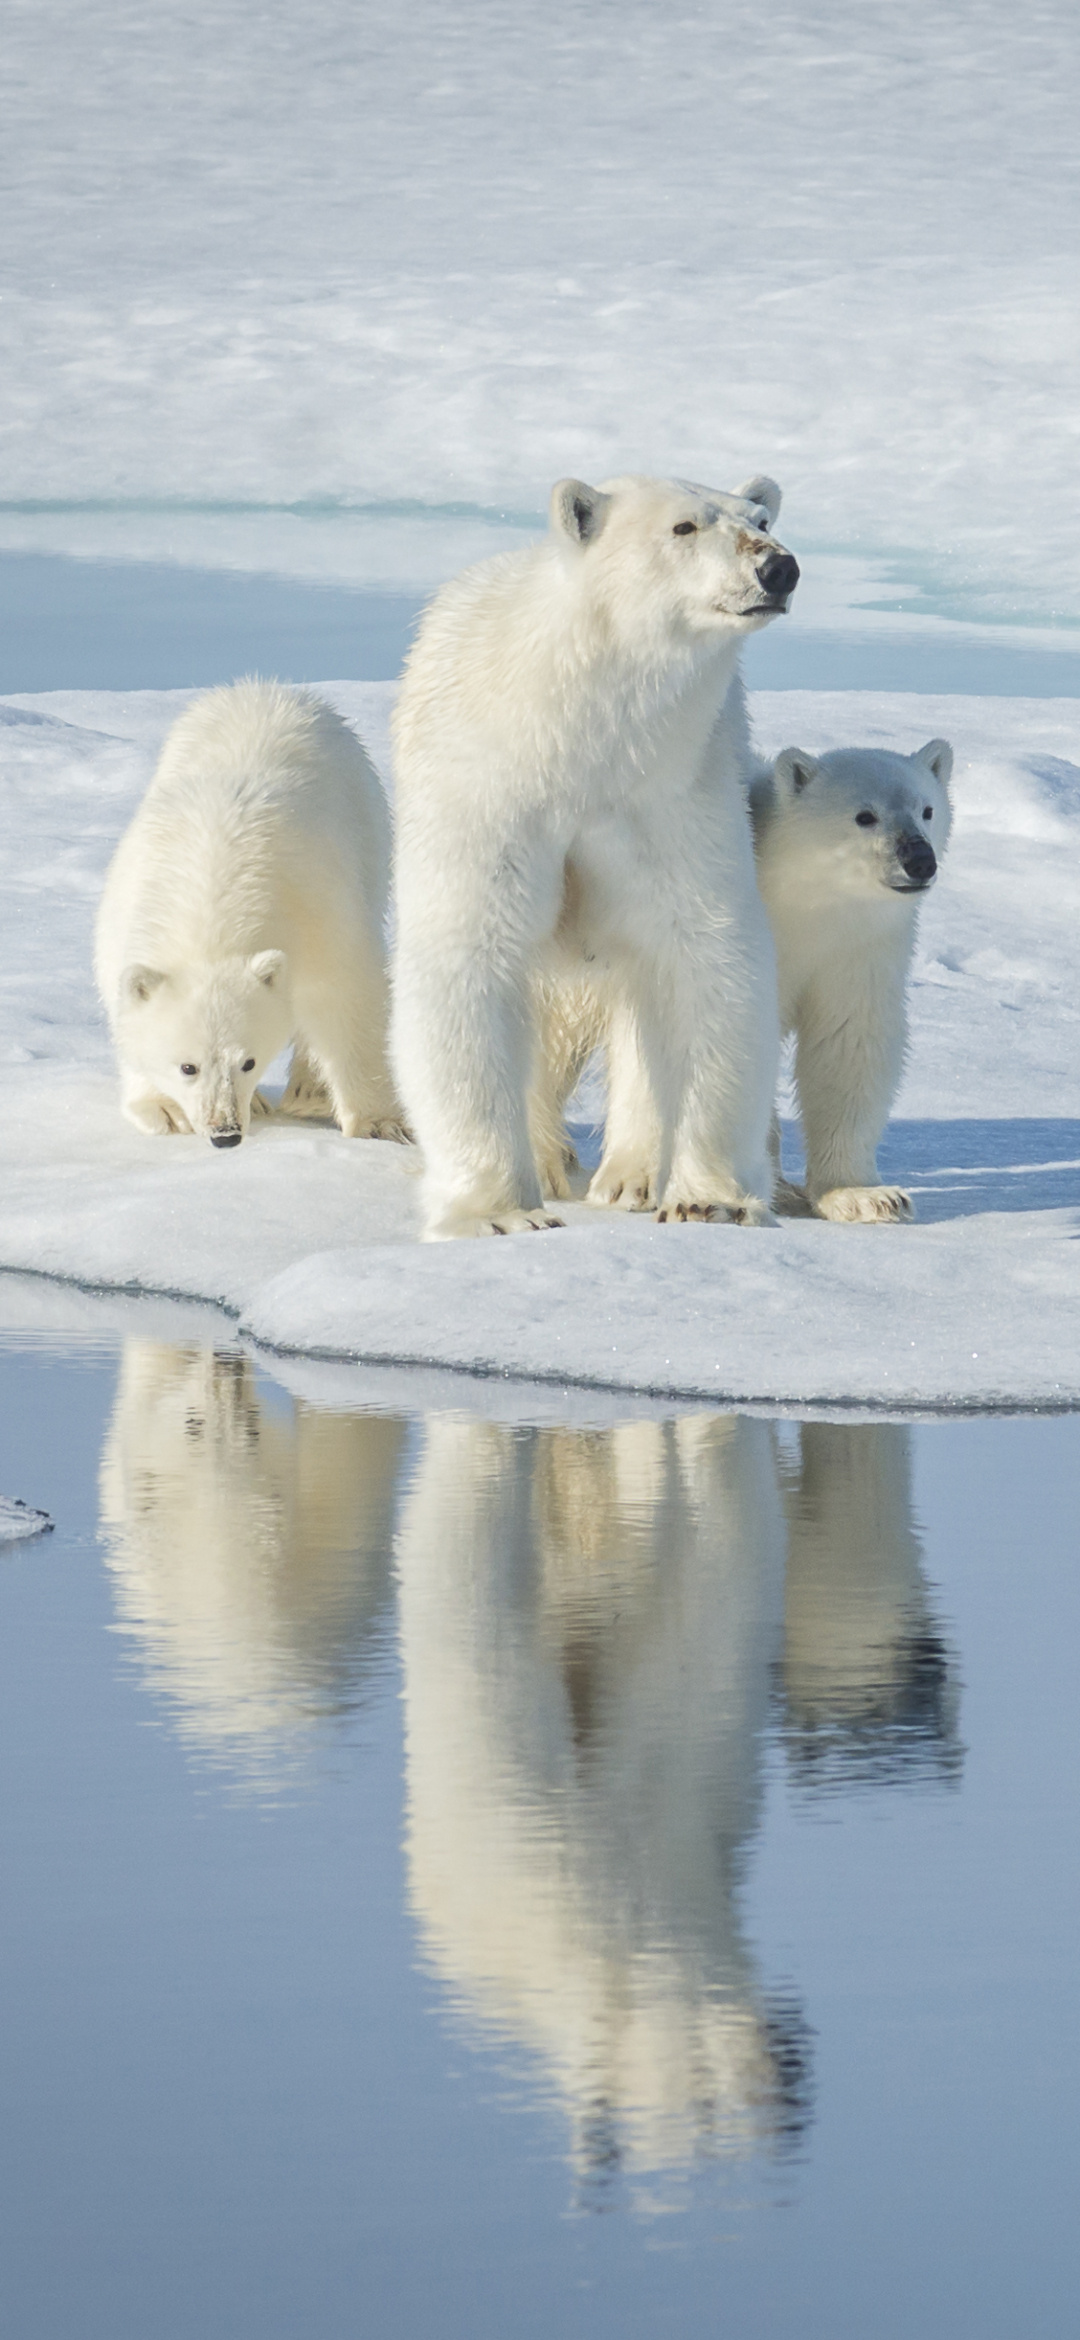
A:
[[1, 1290, 1077, 2339]]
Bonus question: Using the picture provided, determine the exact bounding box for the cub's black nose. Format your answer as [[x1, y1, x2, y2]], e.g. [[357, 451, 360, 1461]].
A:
[[896, 836, 937, 887], [210, 1130, 242, 1149], [756, 548, 800, 603]]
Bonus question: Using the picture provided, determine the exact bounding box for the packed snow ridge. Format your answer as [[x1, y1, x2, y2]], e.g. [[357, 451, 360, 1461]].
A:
[[1, 681, 1079, 1409]]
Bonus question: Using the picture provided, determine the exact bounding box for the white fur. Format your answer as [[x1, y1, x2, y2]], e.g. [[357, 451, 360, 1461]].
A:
[[391, 473, 796, 1238], [96, 680, 405, 1145], [751, 738, 953, 1221]]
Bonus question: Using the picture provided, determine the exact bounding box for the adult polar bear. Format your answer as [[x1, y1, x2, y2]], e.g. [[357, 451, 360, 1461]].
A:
[[392, 473, 798, 1240]]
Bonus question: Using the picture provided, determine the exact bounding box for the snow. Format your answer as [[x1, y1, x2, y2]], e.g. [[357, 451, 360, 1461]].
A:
[[3, 0, 1080, 626], [0, 1494, 53, 1543], [2, 679, 1079, 1410]]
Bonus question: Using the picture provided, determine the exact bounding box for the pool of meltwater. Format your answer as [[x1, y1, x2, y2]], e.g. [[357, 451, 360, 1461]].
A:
[[1, 1298, 1078, 2340]]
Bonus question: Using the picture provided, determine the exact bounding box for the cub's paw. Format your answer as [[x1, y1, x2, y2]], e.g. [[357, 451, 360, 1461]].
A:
[[587, 1157, 657, 1211], [338, 1111, 414, 1143], [657, 1191, 777, 1227], [773, 1175, 814, 1217], [249, 1088, 274, 1120], [124, 1094, 192, 1137], [535, 1142, 579, 1201], [815, 1185, 915, 1224], [425, 1208, 566, 1242], [280, 1061, 335, 1120]]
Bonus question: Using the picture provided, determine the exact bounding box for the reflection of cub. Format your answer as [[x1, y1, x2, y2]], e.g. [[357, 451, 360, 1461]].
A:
[[396, 1410, 810, 2186], [779, 1421, 961, 1789], [99, 1343, 404, 1764]]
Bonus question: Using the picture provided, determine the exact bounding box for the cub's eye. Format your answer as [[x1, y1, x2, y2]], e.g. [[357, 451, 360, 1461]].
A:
[[672, 520, 697, 536], [179, 1063, 198, 1077], [242, 1057, 256, 1073], [855, 810, 879, 828], [923, 805, 933, 820]]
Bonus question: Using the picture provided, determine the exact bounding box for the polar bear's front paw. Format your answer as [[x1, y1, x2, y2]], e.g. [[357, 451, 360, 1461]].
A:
[[587, 1156, 657, 1211], [657, 1190, 777, 1227], [249, 1088, 274, 1119], [814, 1184, 915, 1224], [124, 1093, 193, 1137], [425, 1207, 566, 1241]]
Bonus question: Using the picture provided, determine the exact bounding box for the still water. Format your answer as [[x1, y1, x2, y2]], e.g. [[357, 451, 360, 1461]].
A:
[[1, 1304, 1077, 2338]]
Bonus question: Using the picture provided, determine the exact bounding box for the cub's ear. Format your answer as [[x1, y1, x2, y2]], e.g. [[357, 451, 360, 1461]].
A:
[[550, 478, 611, 547], [122, 964, 167, 1005], [249, 949, 287, 988], [916, 738, 953, 792], [774, 747, 818, 796], [734, 474, 782, 528]]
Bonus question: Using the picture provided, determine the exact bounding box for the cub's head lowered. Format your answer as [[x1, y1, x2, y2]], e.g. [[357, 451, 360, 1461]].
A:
[[549, 472, 799, 649], [760, 740, 953, 898], [117, 950, 293, 1144]]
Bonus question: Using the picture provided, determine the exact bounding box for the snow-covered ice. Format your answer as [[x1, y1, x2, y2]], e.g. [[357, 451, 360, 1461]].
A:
[[0, 1494, 53, 1543], [4, 0, 1080, 627], [1, 680, 1078, 1409]]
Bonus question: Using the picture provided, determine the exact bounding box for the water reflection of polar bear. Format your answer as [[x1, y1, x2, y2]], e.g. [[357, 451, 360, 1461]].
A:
[[99, 1342, 404, 1764], [779, 1422, 961, 1788], [396, 1410, 811, 2185]]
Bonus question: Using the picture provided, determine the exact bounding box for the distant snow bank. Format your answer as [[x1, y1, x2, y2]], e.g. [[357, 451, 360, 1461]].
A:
[[1, 682, 1079, 1410], [4, 0, 1080, 621]]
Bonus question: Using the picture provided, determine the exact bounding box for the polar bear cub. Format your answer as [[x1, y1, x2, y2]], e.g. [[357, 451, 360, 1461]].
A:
[[392, 472, 799, 1239], [749, 738, 953, 1221], [96, 680, 405, 1146]]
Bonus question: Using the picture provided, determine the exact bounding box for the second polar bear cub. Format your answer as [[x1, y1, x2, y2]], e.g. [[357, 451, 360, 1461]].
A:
[[750, 737, 953, 1222], [96, 680, 405, 1146]]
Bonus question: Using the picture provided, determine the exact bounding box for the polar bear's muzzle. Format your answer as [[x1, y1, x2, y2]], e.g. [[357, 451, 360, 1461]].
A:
[[890, 835, 937, 892], [754, 548, 800, 608], [210, 1128, 243, 1148]]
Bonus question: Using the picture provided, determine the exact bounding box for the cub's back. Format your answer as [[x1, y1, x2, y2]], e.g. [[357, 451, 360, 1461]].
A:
[[97, 681, 390, 987]]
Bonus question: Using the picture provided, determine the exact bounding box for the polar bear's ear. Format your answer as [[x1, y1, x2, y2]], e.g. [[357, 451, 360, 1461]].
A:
[[734, 475, 782, 528], [249, 949, 287, 988], [916, 738, 953, 792], [122, 964, 167, 1005], [550, 479, 611, 547], [774, 747, 818, 796]]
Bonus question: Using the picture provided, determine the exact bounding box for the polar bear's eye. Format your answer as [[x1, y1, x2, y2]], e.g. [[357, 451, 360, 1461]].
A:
[[672, 520, 698, 536], [855, 810, 879, 827], [923, 805, 933, 820], [180, 1062, 198, 1077], [242, 1057, 256, 1072]]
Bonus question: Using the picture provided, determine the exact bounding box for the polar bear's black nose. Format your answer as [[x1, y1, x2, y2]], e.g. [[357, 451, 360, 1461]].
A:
[[210, 1130, 243, 1149], [896, 836, 937, 887], [756, 549, 800, 602]]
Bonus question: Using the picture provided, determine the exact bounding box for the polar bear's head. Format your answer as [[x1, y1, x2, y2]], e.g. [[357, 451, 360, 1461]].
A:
[[117, 950, 293, 1144], [548, 471, 799, 646], [764, 740, 953, 898]]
